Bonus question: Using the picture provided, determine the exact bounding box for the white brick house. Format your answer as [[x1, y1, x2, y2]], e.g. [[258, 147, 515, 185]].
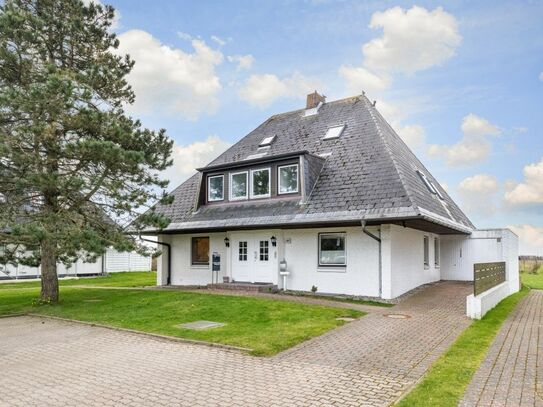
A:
[[143, 92, 519, 306]]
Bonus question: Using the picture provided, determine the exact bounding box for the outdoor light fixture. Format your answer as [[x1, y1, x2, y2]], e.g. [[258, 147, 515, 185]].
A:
[[271, 236, 277, 247], [224, 237, 230, 247]]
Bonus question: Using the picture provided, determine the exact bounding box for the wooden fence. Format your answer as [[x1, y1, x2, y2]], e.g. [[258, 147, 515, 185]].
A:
[[474, 262, 506, 296]]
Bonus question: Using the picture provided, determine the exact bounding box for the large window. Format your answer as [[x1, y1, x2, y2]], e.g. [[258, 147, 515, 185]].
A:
[[278, 164, 299, 194], [191, 237, 209, 266], [250, 168, 270, 198], [434, 237, 440, 267], [208, 175, 224, 202], [230, 171, 248, 200], [423, 236, 430, 268], [319, 233, 346, 266]]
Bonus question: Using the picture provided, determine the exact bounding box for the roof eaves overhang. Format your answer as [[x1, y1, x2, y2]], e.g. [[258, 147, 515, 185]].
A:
[[417, 207, 473, 235], [196, 150, 309, 172]]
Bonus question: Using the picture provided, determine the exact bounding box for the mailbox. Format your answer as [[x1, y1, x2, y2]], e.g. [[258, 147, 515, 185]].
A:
[[212, 252, 221, 272]]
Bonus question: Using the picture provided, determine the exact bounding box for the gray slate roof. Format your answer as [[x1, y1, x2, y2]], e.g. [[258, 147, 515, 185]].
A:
[[149, 95, 474, 233]]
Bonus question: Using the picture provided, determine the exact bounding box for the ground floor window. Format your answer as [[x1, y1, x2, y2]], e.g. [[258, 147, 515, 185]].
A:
[[319, 233, 346, 266], [434, 237, 440, 267], [423, 236, 430, 268], [191, 237, 209, 266]]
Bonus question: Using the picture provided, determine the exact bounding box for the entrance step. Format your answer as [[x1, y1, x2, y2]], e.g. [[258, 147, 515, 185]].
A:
[[207, 282, 278, 293]]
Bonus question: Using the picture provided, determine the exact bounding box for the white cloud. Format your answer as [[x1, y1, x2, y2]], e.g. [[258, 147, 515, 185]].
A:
[[508, 225, 543, 256], [539, 72, 543, 81], [177, 31, 193, 41], [339, 6, 460, 98], [504, 157, 543, 206], [238, 72, 321, 108], [397, 124, 426, 150], [116, 30, 223, 120], [458, 174, 499, 214], [363, 6, 461, 74], [163, 135, 232, 188], [211, 35, 227, 46], [428, 114, 501, 166], [338, 65, 391, 95], [227, 54, 255, 71]]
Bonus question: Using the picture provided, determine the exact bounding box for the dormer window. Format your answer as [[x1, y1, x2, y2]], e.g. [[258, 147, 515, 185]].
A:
[[230, 171, 248, 200], [323, 125, 345, 140], [250, 168, 271, 198], [259, 135, 276, 147], [207, 175, 224, 201], [278, 164, 299, 194]]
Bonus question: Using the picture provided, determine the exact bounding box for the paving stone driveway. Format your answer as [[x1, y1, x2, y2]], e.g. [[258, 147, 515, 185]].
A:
[[0, 282, 471, 407], [460, 290, 543, 407]]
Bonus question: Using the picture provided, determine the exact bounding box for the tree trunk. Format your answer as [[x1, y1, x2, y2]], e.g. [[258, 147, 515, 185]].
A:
[[40, 237, 59, 303]]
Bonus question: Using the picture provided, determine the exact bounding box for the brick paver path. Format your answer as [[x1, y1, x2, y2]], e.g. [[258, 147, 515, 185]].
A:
[[0, 282, 471, 406], [460, 290, 543, 407]]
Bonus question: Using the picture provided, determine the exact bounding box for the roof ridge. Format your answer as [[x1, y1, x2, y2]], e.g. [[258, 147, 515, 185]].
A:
[[268, 95, 363, 119], [362, 95, 421, 215]]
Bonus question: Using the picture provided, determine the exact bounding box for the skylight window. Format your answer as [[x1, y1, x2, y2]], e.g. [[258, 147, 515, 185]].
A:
[[259, 135, 276, 147], [323, 125, 345, 140], [417, 170, 445, 200], [431, 181, 445, 200]]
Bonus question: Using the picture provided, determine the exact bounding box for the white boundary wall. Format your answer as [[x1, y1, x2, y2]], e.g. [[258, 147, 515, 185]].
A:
[[104, 249, 152, 273], [449, 229, 520, 319], [0, 248, 152, 280], [466, 281, 510, 319]]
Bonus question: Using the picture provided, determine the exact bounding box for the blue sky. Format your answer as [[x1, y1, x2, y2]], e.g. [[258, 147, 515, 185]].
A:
[[106, 0, 543, 254]]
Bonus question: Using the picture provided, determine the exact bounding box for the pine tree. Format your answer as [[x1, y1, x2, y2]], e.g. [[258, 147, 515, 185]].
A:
[[0, 0, 173, 302]]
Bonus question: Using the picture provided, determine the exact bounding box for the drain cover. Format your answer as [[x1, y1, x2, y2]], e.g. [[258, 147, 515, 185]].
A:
[[178, 320, 226, 330], [384, 313, 411, 319]]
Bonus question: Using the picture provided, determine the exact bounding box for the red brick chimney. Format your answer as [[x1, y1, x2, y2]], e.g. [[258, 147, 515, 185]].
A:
[[306, 91, 326, 109]]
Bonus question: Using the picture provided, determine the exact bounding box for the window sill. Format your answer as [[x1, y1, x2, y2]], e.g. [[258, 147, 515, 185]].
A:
[[317, 266, 347, 273], [190, 265, 210, 269]]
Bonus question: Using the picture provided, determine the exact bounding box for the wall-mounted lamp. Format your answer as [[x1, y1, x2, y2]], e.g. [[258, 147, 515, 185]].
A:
[[271, 236, 277, 247], [224, 237, 230, 247]]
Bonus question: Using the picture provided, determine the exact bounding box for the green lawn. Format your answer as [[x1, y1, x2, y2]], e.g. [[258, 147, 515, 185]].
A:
[[397, 287, 529, 407], [0, 281, 362, 356], [0, 271, 156, 290], [520, 266, 543, 289]]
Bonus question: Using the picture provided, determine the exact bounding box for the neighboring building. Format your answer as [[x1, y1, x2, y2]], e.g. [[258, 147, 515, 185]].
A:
[[143, 92, 519, 308], [0, 248, 151, 280]]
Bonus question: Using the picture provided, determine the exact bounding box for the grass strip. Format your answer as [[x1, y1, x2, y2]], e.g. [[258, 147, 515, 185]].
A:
[[397, 286, 529, 407]]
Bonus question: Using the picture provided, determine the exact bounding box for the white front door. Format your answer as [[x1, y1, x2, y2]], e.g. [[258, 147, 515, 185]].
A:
[[231, 234, 276, 283]]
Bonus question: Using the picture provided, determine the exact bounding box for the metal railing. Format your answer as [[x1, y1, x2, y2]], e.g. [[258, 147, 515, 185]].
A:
[[474, 262, 506, 296]]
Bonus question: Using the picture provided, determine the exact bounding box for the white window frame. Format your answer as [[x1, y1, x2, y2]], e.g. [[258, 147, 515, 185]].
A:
[[323, 125, 345, 140], [434, 237, 440, 267], [250, 168, 271, 199], [318, 232, 347, 268], [417, 170, 438, 195], [259, 135, 276, 147], [423, 235, 430, 268], [207, 174, 224, 202], [229, 171, 248, 201], [278, 164, 299, 195]]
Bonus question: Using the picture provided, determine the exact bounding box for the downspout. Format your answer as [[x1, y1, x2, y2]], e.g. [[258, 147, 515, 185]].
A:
[[361, 221, 382, 297], [139, 234, 171, 286]]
